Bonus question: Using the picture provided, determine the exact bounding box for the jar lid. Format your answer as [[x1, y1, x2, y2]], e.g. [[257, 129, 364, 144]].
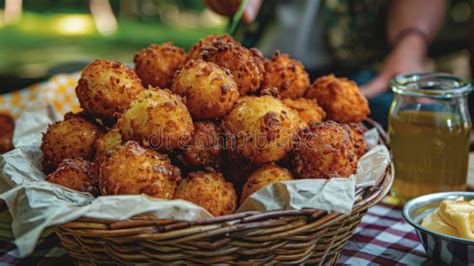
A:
[[391, 73, 472, 99]]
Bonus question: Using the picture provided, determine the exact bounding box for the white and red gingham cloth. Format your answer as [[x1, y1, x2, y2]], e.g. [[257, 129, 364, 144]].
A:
[[338, 203, 428, 265], [0, 203, 429, 265]]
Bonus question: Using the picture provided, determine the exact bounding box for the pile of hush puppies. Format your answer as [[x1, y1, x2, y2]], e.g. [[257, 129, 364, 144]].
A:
[[41, 34, 370, 217]]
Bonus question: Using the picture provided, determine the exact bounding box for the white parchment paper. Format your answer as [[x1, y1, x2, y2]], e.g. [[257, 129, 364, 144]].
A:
[[0, 99, 390, 257]]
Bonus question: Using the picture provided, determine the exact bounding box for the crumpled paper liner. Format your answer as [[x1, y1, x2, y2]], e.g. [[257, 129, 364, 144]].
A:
[[0, 98, 390, 257]]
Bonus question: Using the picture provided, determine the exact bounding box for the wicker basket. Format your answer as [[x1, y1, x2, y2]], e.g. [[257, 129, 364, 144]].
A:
[[54, 119, 394, 265]]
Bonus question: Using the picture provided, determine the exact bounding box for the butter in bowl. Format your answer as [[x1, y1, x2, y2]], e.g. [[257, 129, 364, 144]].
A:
[[403, 192, 474, 265]]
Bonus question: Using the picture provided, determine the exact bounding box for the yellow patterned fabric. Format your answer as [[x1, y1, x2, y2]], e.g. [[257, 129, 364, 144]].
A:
[[0, 73, 81, 120]]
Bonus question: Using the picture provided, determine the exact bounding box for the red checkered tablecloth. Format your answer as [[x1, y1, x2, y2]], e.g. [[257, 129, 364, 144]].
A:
[[0, 203, 428, 265], [338, 203, 427, 265]]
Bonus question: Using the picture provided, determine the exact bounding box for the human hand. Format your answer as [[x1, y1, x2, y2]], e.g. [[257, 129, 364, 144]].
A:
[[360, 34, 427, 99], [204, 0, 262, 23]]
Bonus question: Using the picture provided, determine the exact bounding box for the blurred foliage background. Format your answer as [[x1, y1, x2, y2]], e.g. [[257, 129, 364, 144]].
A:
[[0, 0, 472, 94], [0, 0, 227, 92]]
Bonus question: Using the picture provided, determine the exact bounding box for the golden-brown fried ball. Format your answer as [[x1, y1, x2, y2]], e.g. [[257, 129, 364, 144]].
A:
[[305, 74, 370, 123], [0, 113, 14, 153], [197, 42, 264, 95], [171, 60, 239, 119], [263, 51, 309, 99], [134, 42, 187, 89], [282, 98, 326, 128], [99, 141, 181, 199], [177, 121, 223, 170], [41, 112, 102, 173], [117, 89, 194, 151], [240, 164, 294, 204], [348, 123, 368, 159], [292, 121, 357, 179], [46, 158, 99, 196], [188, 34, 238, 61], [175, 171, 237, 216], [224, 96, 300, 164], [94, 128, 123, 163], [76, 60, 144, 120]]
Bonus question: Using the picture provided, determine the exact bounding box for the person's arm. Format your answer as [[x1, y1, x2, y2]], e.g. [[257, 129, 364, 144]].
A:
[[360, 0, 446, 98]]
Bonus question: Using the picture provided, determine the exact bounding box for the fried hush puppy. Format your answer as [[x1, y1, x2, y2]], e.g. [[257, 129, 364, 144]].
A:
[[94, 128, 123, 163], [305, 74, 370, 123], [224, 96, 300, 164], [0, 113, 14, 153], [348, 123, 368, 159], [175, 171, 237, 216], [292, 121, 357, 179], [134, 42, 187, 89], [76, 60, 144, 120], [282, 98, 326, 128], [263, 51, 310, 99], [172, 60, 239, 119], [99, 141, 181, 199], [46, 158, 99, 196], [41, 112, 102, 173], [188, 34, 238, 61], [178, 121, 223, 170], [240, 164, 294, 204], [117, 89, 194, 151], [197, 41, 264, 95]]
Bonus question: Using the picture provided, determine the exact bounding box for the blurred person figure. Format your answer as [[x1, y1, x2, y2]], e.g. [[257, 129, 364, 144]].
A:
[[206, 0, 447, 127]]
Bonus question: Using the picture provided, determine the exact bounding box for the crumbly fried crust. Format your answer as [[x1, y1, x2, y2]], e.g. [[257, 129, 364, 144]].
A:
[[292, 121, 357, 179], [116, 89, 194, 151], [306, 74, 369, 123], [175, 171, 237, 216], [76, 60, 144, 120], [99, 141, 181, 199], [41, 112, 103, 173], [224, 96, 300, 164], [282, 98, 326, 128], [172, 59, 239, 119], [46, 158, 99, 196], [240, 164, 293, 204], [263, 51, 310, 99], [134, 42, 187, 89]]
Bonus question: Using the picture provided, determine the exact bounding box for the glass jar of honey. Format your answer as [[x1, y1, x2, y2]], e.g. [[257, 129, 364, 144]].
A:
[[389, 73, 472, 204]]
